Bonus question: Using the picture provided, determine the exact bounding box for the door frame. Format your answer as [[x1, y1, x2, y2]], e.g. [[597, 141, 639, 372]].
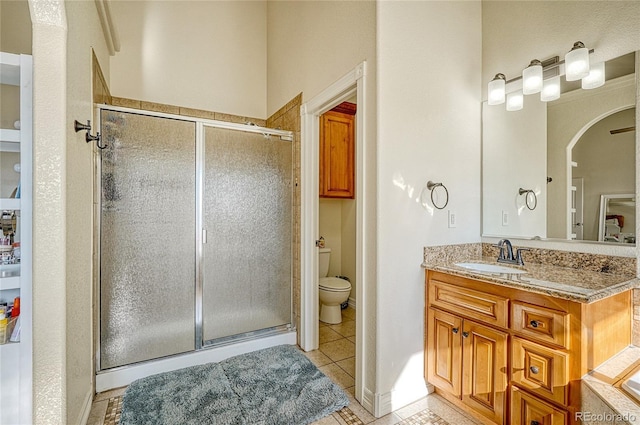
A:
[[300, 61, 367, 403]]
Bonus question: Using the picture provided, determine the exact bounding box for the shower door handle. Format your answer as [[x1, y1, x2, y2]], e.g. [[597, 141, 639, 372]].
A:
[[202, 229, 208, 244]]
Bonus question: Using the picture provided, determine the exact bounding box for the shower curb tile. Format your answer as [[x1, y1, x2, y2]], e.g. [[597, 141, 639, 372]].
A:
[[179, 107, 216, 120], [111, 97, 140, 109], [140, 101, 179, 114]]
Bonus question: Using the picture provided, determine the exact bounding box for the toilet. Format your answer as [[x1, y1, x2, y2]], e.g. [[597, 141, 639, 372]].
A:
[[318, 247, 352, 324]]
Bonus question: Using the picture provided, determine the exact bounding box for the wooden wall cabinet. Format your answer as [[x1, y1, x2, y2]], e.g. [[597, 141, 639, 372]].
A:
[[319, 102, 355, 199], [425, 270, 631, 425]]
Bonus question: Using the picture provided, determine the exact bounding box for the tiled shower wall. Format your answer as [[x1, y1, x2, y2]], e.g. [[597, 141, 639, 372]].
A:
[[266, 94, 303, 341]]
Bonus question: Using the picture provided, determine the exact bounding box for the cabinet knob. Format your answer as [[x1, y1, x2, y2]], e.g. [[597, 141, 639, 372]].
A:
[[452, 327, 459, 334], [530, 366, 539, 374], [462, 331, 469, 338], [530, 320, 540, 328], [531, 421, 539, 425]]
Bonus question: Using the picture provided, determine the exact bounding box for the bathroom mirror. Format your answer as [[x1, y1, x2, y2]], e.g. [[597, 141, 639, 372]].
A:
[[482, 51, 637, 245]]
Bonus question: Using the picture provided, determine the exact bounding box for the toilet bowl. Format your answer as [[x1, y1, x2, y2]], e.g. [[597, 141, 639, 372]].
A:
[[318, 248, 351, 324]]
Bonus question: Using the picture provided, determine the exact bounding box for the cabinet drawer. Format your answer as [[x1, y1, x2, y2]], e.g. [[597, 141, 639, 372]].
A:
[[512, 302, 569, 349], [429, 280, 508, 328], [511, 387, 567, 425], [512, 337, 569, 405]]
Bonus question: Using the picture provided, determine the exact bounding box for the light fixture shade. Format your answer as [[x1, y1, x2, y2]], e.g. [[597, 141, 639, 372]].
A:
[[581, 61, 605, 89], [565, 41, 590, 81], [522, 60, 543, 95], [541, 75, 561, 102], [506, 91, 523, 111], [488, 73, 506, 105]]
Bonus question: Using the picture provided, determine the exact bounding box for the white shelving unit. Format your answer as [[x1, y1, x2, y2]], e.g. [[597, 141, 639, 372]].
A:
[[0, 51, 32, 425]]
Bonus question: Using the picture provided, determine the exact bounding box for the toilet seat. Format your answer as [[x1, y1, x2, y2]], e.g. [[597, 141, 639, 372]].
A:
[[319, 277, 351, 291]]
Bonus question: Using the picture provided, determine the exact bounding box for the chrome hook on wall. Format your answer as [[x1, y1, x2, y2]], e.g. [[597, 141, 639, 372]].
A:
[[426, 181, 449, 210], [519, 188, 538, 210], [74, 120, 107, 149]]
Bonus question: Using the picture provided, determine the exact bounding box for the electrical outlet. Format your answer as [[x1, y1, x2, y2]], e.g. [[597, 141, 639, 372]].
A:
[[502, 210, 509, 226], [448, 210, 457, 228]]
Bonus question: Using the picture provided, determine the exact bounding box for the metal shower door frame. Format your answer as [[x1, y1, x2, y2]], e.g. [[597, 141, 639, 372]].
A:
[[95, 105, 294, 372]]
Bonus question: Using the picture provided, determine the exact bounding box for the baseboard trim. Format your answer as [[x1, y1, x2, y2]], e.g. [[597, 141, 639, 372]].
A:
[[78, 389, 93, 425], [96, 331, 297, 392], [374, 381, 430, 417], [348, 296, 356, 310], [361, 386, 375, 414]]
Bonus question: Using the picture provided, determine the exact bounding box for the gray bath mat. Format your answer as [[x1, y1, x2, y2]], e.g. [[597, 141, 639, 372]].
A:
[[119, 344, 349, 425]]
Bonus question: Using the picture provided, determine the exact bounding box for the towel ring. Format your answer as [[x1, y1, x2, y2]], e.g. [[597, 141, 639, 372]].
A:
[[426, 181, 449, 210], [519, 188, 537, 210]]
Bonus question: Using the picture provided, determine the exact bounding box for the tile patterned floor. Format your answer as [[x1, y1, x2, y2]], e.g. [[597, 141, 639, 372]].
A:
[[87, 307, 481, 425]]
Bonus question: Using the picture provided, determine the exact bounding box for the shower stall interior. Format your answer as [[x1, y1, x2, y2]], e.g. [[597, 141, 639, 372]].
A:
[[98, 107, 293, 371]]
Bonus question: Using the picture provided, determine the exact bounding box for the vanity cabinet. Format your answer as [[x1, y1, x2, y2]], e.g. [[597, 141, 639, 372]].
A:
[[319, 102, 355, 199], [425, 270, 631, 425], [427, 282, 508, 425]]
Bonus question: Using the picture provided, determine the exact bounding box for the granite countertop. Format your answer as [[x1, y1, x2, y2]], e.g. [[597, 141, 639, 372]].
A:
[[422, 256, 640, 303]]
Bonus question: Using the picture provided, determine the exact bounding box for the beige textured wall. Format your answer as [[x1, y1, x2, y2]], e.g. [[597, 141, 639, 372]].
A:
[[65, 1, 111, 423], [109, 0, 267, 119]]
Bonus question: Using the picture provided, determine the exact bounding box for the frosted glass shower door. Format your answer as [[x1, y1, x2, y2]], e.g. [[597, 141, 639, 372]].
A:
[[100, 110, 196, 370], [202, 126, 292, 343]]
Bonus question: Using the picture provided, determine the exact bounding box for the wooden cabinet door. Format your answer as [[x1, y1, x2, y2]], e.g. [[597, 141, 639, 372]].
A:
[[319, 110, 354, 198], [462, 320, 508, 425], [427, 308, 462, 397], [511, 387, 568, 425]]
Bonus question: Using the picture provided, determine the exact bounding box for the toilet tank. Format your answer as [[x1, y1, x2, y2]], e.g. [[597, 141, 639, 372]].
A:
[[318, 248, 331, 277]]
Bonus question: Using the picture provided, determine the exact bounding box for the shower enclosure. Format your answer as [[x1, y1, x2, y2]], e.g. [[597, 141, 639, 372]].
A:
[[98, 107, 293, 371]]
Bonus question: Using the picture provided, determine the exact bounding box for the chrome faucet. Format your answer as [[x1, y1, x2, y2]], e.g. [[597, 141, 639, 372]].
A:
[[494, 239, 528, 266]]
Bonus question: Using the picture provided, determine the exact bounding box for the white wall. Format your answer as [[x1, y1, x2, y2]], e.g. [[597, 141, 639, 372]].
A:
[[482, 1, 640, 96], [319, 199, 357, 299], [109, 0, 267, 119], [376, 0, 481, 413], [267, 0, 378, 408], [65, 1, 111, 423]]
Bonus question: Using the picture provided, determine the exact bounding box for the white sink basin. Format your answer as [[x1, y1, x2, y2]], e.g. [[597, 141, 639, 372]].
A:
[[454, 262, 527, 274]]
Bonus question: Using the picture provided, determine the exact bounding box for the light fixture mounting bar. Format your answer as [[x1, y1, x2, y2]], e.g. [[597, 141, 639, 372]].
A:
[[504, 49, 594, 85]]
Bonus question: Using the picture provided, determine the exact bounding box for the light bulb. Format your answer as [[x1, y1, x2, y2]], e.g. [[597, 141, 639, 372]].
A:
[[565, 41, 590, 81], [541, 76, 561, 102], [506, 91, 523, 111], [581, 61, 605, 89], [522, 60, 543, 95], [488, 73, 506, 105]]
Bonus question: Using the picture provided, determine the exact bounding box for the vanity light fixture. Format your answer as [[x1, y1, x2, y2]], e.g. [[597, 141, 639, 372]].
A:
[[581, 61, 605, 89], [540, 75, 561, 101], [522, 60, 543, 95], [565, 41, 590, 81], [506, 91, 524, 111], [487, 41, 596, 111], [488, 73, 506, 105]]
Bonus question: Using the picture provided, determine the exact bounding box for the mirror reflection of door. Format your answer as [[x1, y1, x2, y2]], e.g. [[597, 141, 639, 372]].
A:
[[571, 178, 584, 240]]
